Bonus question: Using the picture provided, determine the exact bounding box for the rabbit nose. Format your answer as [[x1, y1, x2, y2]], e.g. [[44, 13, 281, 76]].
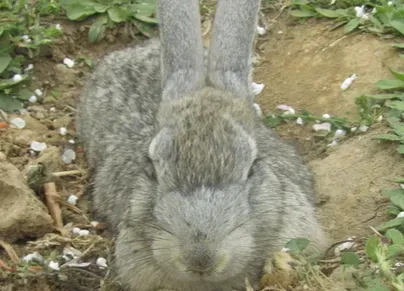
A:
[[184, 244, 216, 273]]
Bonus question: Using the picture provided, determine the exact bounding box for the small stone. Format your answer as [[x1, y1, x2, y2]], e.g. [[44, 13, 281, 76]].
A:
[[333, 129, 346, 140], [90, 221, 99, 228], [28, 95, 37, 103], [78, 229, 90, 236], [68, 139, 75, 144], [359, 125, 369, 132], [9, 117, 26, 129], [62, 149, 76, 164], [30, 141, 47, 152], [48, 261, 60, 271], [60, 127, 67, 136], [34, 89, 43, 96], [67, 194, 78, 205], [96, 257, 108, 268], [313, 122, 332, 132], [63, 58, 75, 68], [322, 114, 331, 119], [72, 227, 81, 234], [55, 24, 62, 31], [251, 82, 265, 95], [397, 212, 404, 218], [22, 251, 43, 263], [256, 26, 266, 35], [296, 117, 304, 125]]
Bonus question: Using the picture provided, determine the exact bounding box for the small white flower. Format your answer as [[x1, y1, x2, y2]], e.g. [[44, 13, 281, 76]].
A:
[[9, 117, 26, 129], [371, 7, 377, 14], [21, 35, 31, 42], [13, 74, 23, 82], [277, 104, 295, 115], [251, 82, 265, 95], [359, 125, 369, 132], [60, 127, 67, 136], [277, 30, 284, 34], [313, 122, 332, 132], [327, 140, 338, 147], [72, 227, 81, 234], [296, 117, 304, 125], [62, 149, 76, 164], [340, 74, 357, 91], [22, 251, 44, 263], [322, 114, 331, 119], [333, 129, 346, 140], [30, 141, 47, 152], [24, 64, 34, 71], [55, 24, 62, 31], [388, 1, 393, 6], [78, 229, 90, 236], [96, 257, 108, 268], [256, 26, 266, 36], [377, 115, 383, 122], [28, 95, 37, 103], [334, 238, 356, 255], [48, 261, 60, 271], [397, 212, 404, 218], [68, 139, 75, 144], [351, 127, 357, 132], [63, 58, 75, 68], [67, 194, 78, 205], [50, 107, 56, 112], [34, 89, 43, 96], [354, 6, 366, 18]]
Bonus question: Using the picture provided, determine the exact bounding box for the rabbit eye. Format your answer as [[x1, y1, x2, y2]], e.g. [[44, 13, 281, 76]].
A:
[[144, 156, 157, 181]]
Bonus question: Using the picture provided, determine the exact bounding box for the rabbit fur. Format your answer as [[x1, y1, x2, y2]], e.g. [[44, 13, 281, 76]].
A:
[[76, 0, 327, 290]]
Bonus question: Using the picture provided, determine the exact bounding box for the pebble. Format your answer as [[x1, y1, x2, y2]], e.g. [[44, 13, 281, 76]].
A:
[[9, 117, 26, 129], [30, 141, 47, 152], [62, 149, 76, 164]]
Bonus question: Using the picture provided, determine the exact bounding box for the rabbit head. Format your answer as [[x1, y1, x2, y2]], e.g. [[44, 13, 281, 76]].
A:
[[140, 0, 276, 283]]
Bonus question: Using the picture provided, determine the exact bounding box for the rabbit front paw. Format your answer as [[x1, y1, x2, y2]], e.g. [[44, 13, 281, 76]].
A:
[[259, 251, 298, 289]]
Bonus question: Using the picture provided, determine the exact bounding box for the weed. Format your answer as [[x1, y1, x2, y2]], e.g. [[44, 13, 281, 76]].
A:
[[0, 0, 63, 112], [287, 0, 404, 36], [60, 0, 158, 42]]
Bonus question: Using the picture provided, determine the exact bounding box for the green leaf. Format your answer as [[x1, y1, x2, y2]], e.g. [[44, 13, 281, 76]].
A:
[[376, 79, 404, 90], [314, 8, 342, 18], [107, 7, 132, 23], [0, 95, 23, 112], [88, 15, 108, 43], [377, 218, 404, 231], [285, 238, 310, 254], [132, 19, 156, 38], [17, 89, 35, 101], [134, 14, 157, 24], [393, 177, 404, 183], [388, 189, 404, 210], [65, 3, 97, 21], [398, 144, 404, 154], [388, 101, 404, 111], [373, 134, 402, 141], [344, 18, 360, 34], [390, 20, 404, 35], [387, 244, 404, 259], [392, 43, 404, 49], [389, 67, 404, 81], [289, 9, 316, 18], [0, 75, 28, 90], [93, 3, 109, 13], [0, 54, 12, 74], [366, 236, 379, 262], [364, 93, 404, 100], [341, 252, 360, 268], [386, 229, 404, 245]]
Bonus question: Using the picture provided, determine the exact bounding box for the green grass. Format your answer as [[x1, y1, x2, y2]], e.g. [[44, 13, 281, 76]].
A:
[[0, 0, 157, 113]]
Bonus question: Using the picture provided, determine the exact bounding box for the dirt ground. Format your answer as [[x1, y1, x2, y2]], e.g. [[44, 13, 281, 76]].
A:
[[1, 13, 404, 291]]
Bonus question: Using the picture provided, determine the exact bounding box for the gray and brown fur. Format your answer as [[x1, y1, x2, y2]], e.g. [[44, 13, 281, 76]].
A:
[[77, 0, 327, 290]]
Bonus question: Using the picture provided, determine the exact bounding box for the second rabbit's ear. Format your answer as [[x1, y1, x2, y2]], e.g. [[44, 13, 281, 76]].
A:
[[207, 0, 261, 100], [157, 0, 206, 100]]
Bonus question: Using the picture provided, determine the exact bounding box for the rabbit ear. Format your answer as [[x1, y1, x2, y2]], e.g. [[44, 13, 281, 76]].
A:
[[207, 0, 261, 100], [157, 0, 205, 100]]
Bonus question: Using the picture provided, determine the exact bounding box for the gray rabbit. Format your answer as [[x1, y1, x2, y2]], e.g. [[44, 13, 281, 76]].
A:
[[76, 0, 327, 290]]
